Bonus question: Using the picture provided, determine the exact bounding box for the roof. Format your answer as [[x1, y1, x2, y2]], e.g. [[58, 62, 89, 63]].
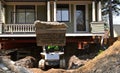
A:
[[4, 0, 92, 2]]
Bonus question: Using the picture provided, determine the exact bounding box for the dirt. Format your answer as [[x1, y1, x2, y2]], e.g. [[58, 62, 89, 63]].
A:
[[1, 39, 120, 73], [30, 40, 120, 73]]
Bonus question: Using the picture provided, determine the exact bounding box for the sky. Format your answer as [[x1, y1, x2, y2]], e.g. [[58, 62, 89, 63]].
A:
[[113, 15, 120, 24]]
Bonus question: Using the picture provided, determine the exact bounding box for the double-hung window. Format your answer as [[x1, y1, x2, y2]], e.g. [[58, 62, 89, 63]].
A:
[[16, 5, 35, 24], [57, 4, 69, 22]]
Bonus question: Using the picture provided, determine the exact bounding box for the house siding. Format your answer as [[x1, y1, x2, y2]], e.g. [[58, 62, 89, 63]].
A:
[[5, 5, 14, 24], [65, 4, 74, 33], [37, 5, 47, 21]]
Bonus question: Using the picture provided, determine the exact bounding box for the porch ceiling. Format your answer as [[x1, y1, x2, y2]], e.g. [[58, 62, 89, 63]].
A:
[[4, 0, 92, 2]]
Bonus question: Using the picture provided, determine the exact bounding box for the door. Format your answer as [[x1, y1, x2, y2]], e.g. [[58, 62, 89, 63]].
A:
[[75, 5, 86, 32]]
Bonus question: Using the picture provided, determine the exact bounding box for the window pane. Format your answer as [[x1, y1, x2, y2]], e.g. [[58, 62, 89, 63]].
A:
[[62, 10, 69, 21], [57, 10, 61, 21], [26, 12, 35, 23], [16, 9, 25, 24], [26, 9, 35, 23]]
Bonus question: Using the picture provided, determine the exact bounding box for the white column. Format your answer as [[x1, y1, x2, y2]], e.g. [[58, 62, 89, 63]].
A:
[[47, 1, 51, 21], [92, 1, 96, 22], [98, 1, 102, 21], [53, 1, 57, 22]]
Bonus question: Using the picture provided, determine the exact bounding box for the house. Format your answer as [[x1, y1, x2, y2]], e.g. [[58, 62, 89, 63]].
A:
[[0, 0, 105, 59]]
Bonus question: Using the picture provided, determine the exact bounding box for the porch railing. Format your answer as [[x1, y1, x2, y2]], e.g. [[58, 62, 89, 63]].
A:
[[4, 24, 35, 33]]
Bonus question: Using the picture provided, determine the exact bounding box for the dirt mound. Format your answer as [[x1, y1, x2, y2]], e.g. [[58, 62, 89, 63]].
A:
[[31, 40, 120, 73], [1, 40, 120, 73], [75, 40, 120, 73]]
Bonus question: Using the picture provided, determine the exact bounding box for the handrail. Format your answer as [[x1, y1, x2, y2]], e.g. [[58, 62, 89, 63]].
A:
[[4, 24, 35, 33]]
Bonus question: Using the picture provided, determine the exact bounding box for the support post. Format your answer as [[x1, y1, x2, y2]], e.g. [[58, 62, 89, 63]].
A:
[[92, 1, 96, 22], [98, 1, 102, 21], [53, 1, 57, 22], [47, 1, 51, 21]]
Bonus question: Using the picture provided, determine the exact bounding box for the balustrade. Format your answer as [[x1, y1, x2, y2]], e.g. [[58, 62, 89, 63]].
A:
[[4, 24, 35, 33]]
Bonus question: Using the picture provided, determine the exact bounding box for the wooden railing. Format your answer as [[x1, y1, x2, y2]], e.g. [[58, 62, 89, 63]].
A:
[[4, 24, 35, 33]]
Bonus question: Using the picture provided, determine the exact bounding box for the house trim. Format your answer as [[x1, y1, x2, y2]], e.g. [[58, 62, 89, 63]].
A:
[[0, 33, 104, 37]]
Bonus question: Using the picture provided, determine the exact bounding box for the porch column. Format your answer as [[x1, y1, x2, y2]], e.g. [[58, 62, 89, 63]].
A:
[[47, 1, 51, 21], [98, 1, 102, 21], [0, 1, 2, 34], [53, 0, 57, 22], [92, 1, 96, 22]]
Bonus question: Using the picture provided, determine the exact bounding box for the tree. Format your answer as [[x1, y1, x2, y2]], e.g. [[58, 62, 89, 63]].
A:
[[101, 0, 120, 37], [102, 0, 120, 16]]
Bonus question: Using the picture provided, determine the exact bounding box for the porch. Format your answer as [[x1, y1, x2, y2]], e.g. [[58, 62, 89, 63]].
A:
[[0, 0, 105, 36], [0, 23, 104, 37]]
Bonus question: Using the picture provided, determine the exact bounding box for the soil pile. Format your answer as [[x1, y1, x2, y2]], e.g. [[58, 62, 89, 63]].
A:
[[1, 40, 120, 73], [74, 40, 120, 73], [31, 40, 120, 73]]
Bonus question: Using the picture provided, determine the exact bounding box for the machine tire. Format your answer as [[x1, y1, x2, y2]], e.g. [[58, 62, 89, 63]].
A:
[[60, 59, 66, 68], [38, 59, 45, 69]]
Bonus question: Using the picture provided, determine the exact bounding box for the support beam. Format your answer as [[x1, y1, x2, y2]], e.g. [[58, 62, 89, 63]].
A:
[[98, 1, 102, 21], [53, 1, 57, 22], [47, 1, 50, 21], [92, 1, 96, 21]]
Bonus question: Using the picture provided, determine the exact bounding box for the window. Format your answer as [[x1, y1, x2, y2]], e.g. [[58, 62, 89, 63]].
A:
[[16, 5, 35, 24], [57, 4, 69, 22]]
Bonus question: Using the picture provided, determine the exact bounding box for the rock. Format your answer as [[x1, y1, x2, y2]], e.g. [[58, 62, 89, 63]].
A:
[[68, 55, 89, 69], [15, 56, 36, 68], [0, 56, 33, 73]]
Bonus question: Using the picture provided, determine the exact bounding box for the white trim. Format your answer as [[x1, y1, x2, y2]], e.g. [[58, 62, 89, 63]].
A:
[[74, 4, 89, 33], [53, 1, 56, 22], [98, 1, 102, 21], [0, 33, 104, 37], [47, 1, 51, 21], [92, 1, 96, 21]]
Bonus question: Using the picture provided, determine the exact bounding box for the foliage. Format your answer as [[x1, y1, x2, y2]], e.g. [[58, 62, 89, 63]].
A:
[[97, 49, 104, 55], [101, 0, 120, 16], [47, 46, 59, 50]]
